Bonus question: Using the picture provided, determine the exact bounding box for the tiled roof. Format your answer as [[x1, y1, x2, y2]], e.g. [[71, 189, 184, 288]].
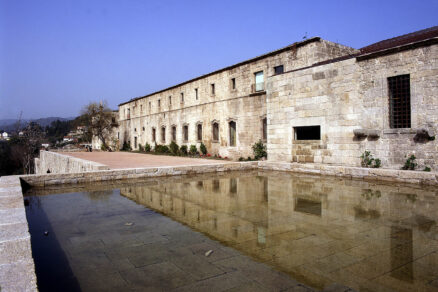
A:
[[360, 26, 438, 54]]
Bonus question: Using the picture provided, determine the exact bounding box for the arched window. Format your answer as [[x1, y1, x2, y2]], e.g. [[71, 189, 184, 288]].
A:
[[171, 126, 176, 142], [197, 124, 202, 141], [229, 121, 236, 146], [212, 122, 219, 142], [183, 125, 189, 142], [161, 127, 166, 143]]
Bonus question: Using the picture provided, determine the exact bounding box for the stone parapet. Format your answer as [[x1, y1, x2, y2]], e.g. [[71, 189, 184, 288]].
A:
[[0, 176, 37, 292], [34, 150, 110, 174]]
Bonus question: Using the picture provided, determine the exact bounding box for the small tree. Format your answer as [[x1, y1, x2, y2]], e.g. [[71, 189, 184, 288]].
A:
[[189, 145, 197, 155], [145, 143, 151, 152], [82, 101, 118, 151], [180, 145, 188, 155], [169, 141, 179, 155], [200, 142, 207, 155], [252, 140, 267, 160]]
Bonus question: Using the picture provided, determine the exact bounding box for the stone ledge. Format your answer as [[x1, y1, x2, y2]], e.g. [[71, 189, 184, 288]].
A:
[[0, 176, 37, 292]]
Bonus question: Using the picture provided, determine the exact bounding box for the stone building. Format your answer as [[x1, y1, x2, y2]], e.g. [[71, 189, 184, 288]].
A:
[[110, 26, 438, 170]]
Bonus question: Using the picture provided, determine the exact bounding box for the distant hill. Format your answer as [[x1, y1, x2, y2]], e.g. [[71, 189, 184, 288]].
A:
[[0, 117, 75, 132]]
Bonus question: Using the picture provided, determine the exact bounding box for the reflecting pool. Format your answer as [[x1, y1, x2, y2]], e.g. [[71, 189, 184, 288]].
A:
[[25, 171, 438, 291]]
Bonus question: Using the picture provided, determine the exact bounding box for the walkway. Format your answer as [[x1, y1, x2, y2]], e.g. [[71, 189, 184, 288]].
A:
[[64, 152, 227, 169]]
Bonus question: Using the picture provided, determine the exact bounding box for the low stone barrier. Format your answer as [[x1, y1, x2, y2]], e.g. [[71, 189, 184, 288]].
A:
[[0, 176, 37, 292], [35, 150, 110, 174]]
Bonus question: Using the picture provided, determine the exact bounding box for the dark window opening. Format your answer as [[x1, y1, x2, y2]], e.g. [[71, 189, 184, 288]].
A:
[[171, 126, 176, 142], [294, 126, 320, 140], [231, 78, 236, 90], [111, 117, 116, 123], [161, 127, 166, 143], [229, 121, 236, 146], [183, 125, 188, 142], [134, 137, 137, 149], [142, 127, 145, 131], [274, 65, 284, 75], [181, 92, 184, 103], [212, 122, 219, 142], [294, 198, 322, 216], [169, 96, 172, 105], [152, 128, 156, 142], [388, 74, 411, 128], [262, 118, 267, 141], [158, 99, 161, 108], [197, 124, 202, 141], [211, 84, 215, 95], [195, 88, 198, 100]]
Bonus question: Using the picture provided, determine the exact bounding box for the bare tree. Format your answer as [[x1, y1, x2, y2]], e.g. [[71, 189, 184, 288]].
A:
[[82, 101, 118, 150], [10, 122, 44, 174]]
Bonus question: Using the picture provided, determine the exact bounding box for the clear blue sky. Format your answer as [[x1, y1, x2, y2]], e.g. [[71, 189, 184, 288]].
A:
[[0, 0, 437, 119]]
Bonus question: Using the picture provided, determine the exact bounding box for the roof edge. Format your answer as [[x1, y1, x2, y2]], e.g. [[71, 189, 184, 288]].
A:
[[118, 37, 321, 106]]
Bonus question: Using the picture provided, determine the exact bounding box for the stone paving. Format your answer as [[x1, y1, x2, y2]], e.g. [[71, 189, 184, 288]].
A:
[[64, 151, 227, 169], [25, 188, 317, 292]]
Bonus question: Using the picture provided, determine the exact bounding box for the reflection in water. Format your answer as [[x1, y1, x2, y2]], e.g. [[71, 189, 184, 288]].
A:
[[117, 172, 438, 291]]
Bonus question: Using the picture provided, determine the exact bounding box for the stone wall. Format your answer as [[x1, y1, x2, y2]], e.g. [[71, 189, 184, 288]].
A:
[[0, 176, 37, 291], [267, 44, 438, 170], [35, 150, 110, 174], [117, 38, 356, 159]]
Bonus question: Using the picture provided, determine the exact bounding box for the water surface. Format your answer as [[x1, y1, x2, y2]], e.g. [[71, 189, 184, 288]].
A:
[[25, 171, 438, 291]]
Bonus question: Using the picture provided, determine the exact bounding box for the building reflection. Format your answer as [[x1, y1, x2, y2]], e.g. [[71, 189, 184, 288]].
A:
[[119, 172, 438, 291]]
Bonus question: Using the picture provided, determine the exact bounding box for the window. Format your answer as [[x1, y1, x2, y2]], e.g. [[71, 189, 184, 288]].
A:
[[171, 126, 176, 142], [211, 84, 215, 95], [229, 121, 236, 146], [169, 96, 172, 105], [127, 108, 131, 119], [111, 117, 116, 124], [149, 102, 151, 112], [161, 127, 166, 143], [142, 127, 145, 131], [197, 124, 202, 141], [158, 99, 161, 108], [255, 71, 264, 91], [212, 122, 219, 142], [388, 74, 411, 128], [195, 88, 198, 100], [140, 105, 143, 113], [294, 126, 320, 140], [152, 128, 156, 142], [134, 137, 137, 148], [181, 92, 184, 103], [183, 125, 189, 142], [274, 65, 284, 75], [117, 132, 120, 139], [231, 78, 236, 90], [262, 118, 267, 141], [134, 128, 137, 132]]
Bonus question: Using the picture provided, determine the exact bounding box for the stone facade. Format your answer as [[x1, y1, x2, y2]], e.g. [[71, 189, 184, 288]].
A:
[[109, 27, 438, 170]]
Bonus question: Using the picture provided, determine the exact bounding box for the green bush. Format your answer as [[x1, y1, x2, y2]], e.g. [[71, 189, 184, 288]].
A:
[[189, 145, 197, 155], [200, 142, 207, 155], [138, 143, 144, 152], [424, 166, 431, 172], [121, 141, 131, 151], [252, 140, 267, 160], [169, 141, 179, 155], [145, 143, 151, 152], [101, 144, 108, 151], [155, 144, 170, 154], [402, 154, 417, 170], [360, 150, 381, 168], [180, 145, 188, 155], [238, 157, 244, 161]]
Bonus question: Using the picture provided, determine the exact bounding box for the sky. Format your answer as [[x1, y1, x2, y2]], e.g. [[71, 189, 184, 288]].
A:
[[0, 0, 437, 120]]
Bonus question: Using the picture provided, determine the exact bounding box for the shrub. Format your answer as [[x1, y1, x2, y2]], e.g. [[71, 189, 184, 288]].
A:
[[252, 140, 267, 160], [424, 166, 431, 172], [101, 144, 108, 151], [239, 157, 244, 161], [169, 141, 179, 155], [144, 143, 151, 152], [200, 142, 207, 155], [138, 143, 144, 152], [360, 150, 381, 168], [155, 144, 170, 154], [121, 141, 131, 151], [402, 154, 417, 170], [180, 145, 188, 155], [189, 145, 197, 155]]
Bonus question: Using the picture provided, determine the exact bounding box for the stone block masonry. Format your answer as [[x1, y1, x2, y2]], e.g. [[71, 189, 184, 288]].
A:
[[0, 176, 37, 292]]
